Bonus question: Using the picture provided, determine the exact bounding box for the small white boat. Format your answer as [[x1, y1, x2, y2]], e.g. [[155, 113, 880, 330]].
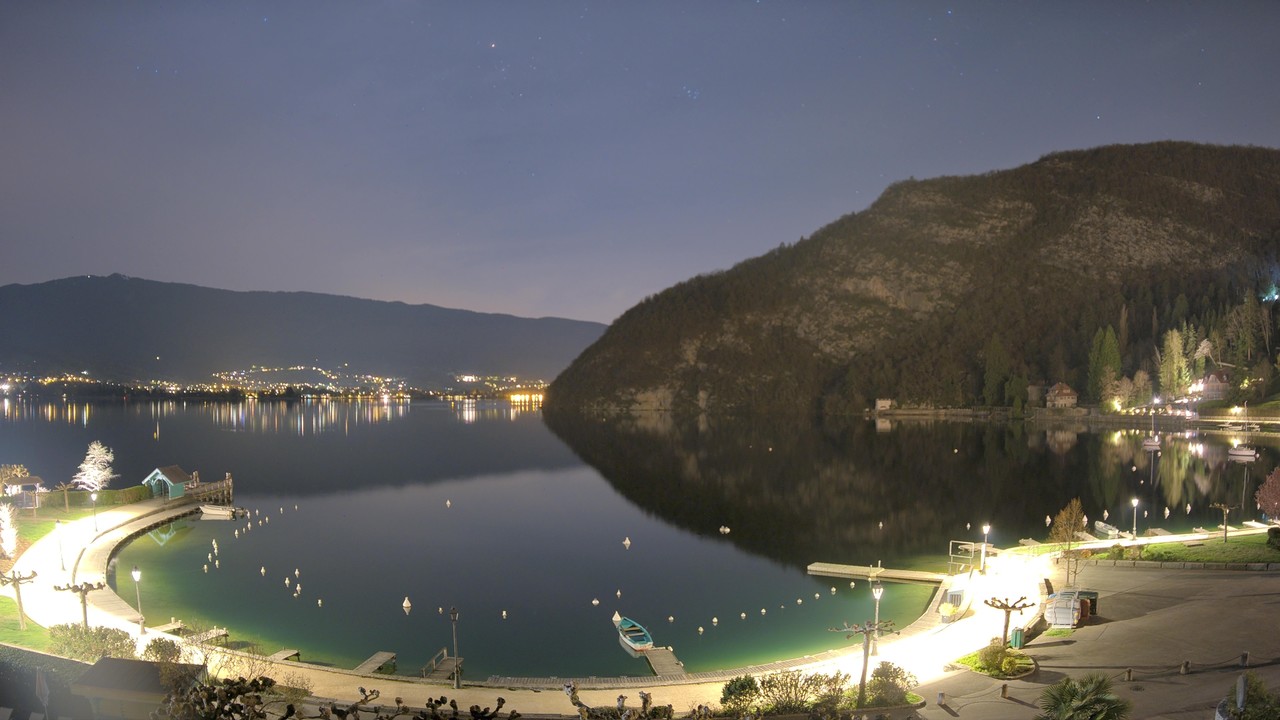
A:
[[1229, 445, 1258, 463], [200, 504, 244, 519], [1094, 520, 1120, 539], [612, 611, 654, 652]]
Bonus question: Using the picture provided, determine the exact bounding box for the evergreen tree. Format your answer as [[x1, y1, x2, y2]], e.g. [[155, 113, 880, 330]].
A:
[[982, 335, 1011, 406]]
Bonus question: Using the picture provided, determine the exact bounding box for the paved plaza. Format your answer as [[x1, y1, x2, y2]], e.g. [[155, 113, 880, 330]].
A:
[[4, 498, 1278, 718]]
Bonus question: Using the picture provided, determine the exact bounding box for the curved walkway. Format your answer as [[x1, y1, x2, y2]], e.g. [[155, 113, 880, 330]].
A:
[[1, 499, 1053, 714]]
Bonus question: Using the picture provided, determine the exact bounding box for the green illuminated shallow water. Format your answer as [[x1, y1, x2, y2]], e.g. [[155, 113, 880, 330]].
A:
[[4, 400, 1264, 679], [4, 400, 932, 678]]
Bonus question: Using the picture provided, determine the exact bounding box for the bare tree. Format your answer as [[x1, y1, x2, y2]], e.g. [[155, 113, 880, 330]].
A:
[[73, 441, 117, 492]]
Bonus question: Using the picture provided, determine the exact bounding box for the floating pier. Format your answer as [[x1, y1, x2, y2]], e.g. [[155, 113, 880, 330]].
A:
[[269, 648, 301, 662], [806, 562, 946, 586], [354, 651, 397, 675], [640, 647, 685, 676], [188, 627, 229, 644]]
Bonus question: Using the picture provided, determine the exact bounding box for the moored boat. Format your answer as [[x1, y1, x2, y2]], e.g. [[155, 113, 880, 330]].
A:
[[612, 610, 654, 652], [200, 504, 244, 519]]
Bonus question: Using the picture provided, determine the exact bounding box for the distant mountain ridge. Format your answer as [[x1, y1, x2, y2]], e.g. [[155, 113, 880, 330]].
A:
[[0, 275, 606, 388], [547, 141, 1280, 415]]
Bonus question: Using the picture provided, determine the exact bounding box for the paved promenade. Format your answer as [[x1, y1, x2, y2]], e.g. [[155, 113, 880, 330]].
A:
[[3, 499, 1277, 718]]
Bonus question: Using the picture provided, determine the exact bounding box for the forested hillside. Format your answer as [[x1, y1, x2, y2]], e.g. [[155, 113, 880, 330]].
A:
[[547, 142, 1280, 416]]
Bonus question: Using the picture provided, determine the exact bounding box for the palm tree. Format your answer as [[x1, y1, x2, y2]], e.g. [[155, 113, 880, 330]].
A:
[[1037, 673, 1131, 720]]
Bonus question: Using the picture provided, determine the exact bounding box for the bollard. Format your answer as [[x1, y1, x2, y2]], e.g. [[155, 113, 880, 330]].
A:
[[1241, 651, 1250, 668], [937, 692, 946, 706], [1001, 683, 1008, 699], [1125, 668, 1133, 682], [1180, 661, 1190, 675]]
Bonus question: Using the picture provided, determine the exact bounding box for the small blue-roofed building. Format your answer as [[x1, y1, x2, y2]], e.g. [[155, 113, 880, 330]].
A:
[[141, 465, 192, 500]]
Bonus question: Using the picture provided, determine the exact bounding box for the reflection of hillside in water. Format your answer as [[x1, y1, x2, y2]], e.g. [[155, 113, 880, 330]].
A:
[[544, 412, 1273, 570]]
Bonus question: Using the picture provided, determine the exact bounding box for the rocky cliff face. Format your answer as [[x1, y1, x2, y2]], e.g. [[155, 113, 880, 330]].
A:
[[548, 142, 1280, 415]]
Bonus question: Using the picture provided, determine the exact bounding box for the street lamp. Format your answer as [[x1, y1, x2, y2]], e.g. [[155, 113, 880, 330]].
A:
[[980, 523, 991, 573], [1131, 497, 1139, 539], [449, 606, 460, 689], [131, 565, 144, 634], [55, 520, 65, 572], [871, 581, 884, 655], [90, 491, 98, 532]]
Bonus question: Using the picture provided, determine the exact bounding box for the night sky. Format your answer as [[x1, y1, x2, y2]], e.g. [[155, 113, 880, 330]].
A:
[[3, 2, 1279, 323]]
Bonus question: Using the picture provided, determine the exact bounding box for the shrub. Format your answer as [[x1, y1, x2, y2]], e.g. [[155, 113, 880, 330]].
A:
[[866, 662, 916, 706], [1267, 526, 1280, 551], [1228, 672, 1280, 720], [49, 624, 136, 662], [720, 675, 759, 715], [976, 638, 1008, 673], [1106, 544, 1125, 560], [758, 670, 809, 714], [143, 637, 182, 663], [1000, 655, 1023, 675]]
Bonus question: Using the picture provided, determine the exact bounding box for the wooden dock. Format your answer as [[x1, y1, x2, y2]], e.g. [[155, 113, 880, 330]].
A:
[[806, 562, 946, 586], [188, 627, 228, 644], [641, 647, 685, 676], [269, 648, 300, 662], [151, 620, 184, 633], [354, 651, 397, 675]]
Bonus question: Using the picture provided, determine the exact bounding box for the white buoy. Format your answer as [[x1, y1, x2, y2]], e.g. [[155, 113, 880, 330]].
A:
[[697, 626, 704, 634], [1103, 509, 1109, 521], [502, 610, 508, 619], [264, 516, 269, 524], [280, 507, 284, 514], [317, 598, 323, 608], [438, 607, 443, 614], [234, 530, 239, 538], [1045, 515, 1052, 527], [208, 553, 213, 562], [203, 564, 208, 573], [616, 589, 622, 598], [403, 597, 412, 614], [446, 500, 452, 508], [212, 540, 218, 549], [668, 615, 674, 623], [1164, 506, 1171, 519], [1186, 503, 1192, 514], [294, 568, 300, 578], [284, 577, 291, 587], [966, 522, 971, 530], [796, 598, 803, 605], [831, 587, 836, 594], [295, 583, 301, 593], [623, 536, 631, 550], [215, 559, 220, 569], [814, 593, 820, 599], [712, 616, 718, 625], [592, 598, 600, 607], [878, 521, 884, 529], [260, 566, 266, 576], [294, 504, 298, 510], [740, 612, 746, 620]]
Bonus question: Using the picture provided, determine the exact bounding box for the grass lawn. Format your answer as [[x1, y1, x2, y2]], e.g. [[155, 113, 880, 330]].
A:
[[1042, 628, 1074, 638], [1141, 532, 1280, 563], [0, 596, 53, 652]]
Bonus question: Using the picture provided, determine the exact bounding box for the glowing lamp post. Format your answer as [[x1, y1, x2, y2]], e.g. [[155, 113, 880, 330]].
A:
[[91, 491, 98, 532], [871, 581, 884, 656], [131, 565, 144, 634], [980, 523, 991, 573], [449, 606, 460, 689], [55, 520, 65, 572], [1131, 498, 1139, 539]]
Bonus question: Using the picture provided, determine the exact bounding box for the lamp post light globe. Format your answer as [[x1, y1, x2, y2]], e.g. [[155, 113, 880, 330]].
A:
[[871, 581, 884, 655], [980, 523, 991, 573], [131, 565, 144, 634], [1131, 497, 1139, 539]]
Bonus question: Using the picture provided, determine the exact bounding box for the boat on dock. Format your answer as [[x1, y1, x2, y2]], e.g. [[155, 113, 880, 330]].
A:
[[612, 611, 654, 652], [1094, 520, 1121, 539], [1228, 404, 1258, 463], [199, 504, 245, 519]]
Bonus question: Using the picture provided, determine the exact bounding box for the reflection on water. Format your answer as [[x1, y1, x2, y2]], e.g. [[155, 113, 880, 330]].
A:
[[6, 399, 1276, 677], [545, 411, 1274, 569]]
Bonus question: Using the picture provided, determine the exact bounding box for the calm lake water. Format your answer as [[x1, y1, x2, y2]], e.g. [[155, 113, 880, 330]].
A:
[[0, 399, 1269, 679]]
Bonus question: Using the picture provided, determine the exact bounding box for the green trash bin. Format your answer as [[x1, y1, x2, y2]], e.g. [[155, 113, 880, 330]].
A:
[[1010, 627, 1025, 649]]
